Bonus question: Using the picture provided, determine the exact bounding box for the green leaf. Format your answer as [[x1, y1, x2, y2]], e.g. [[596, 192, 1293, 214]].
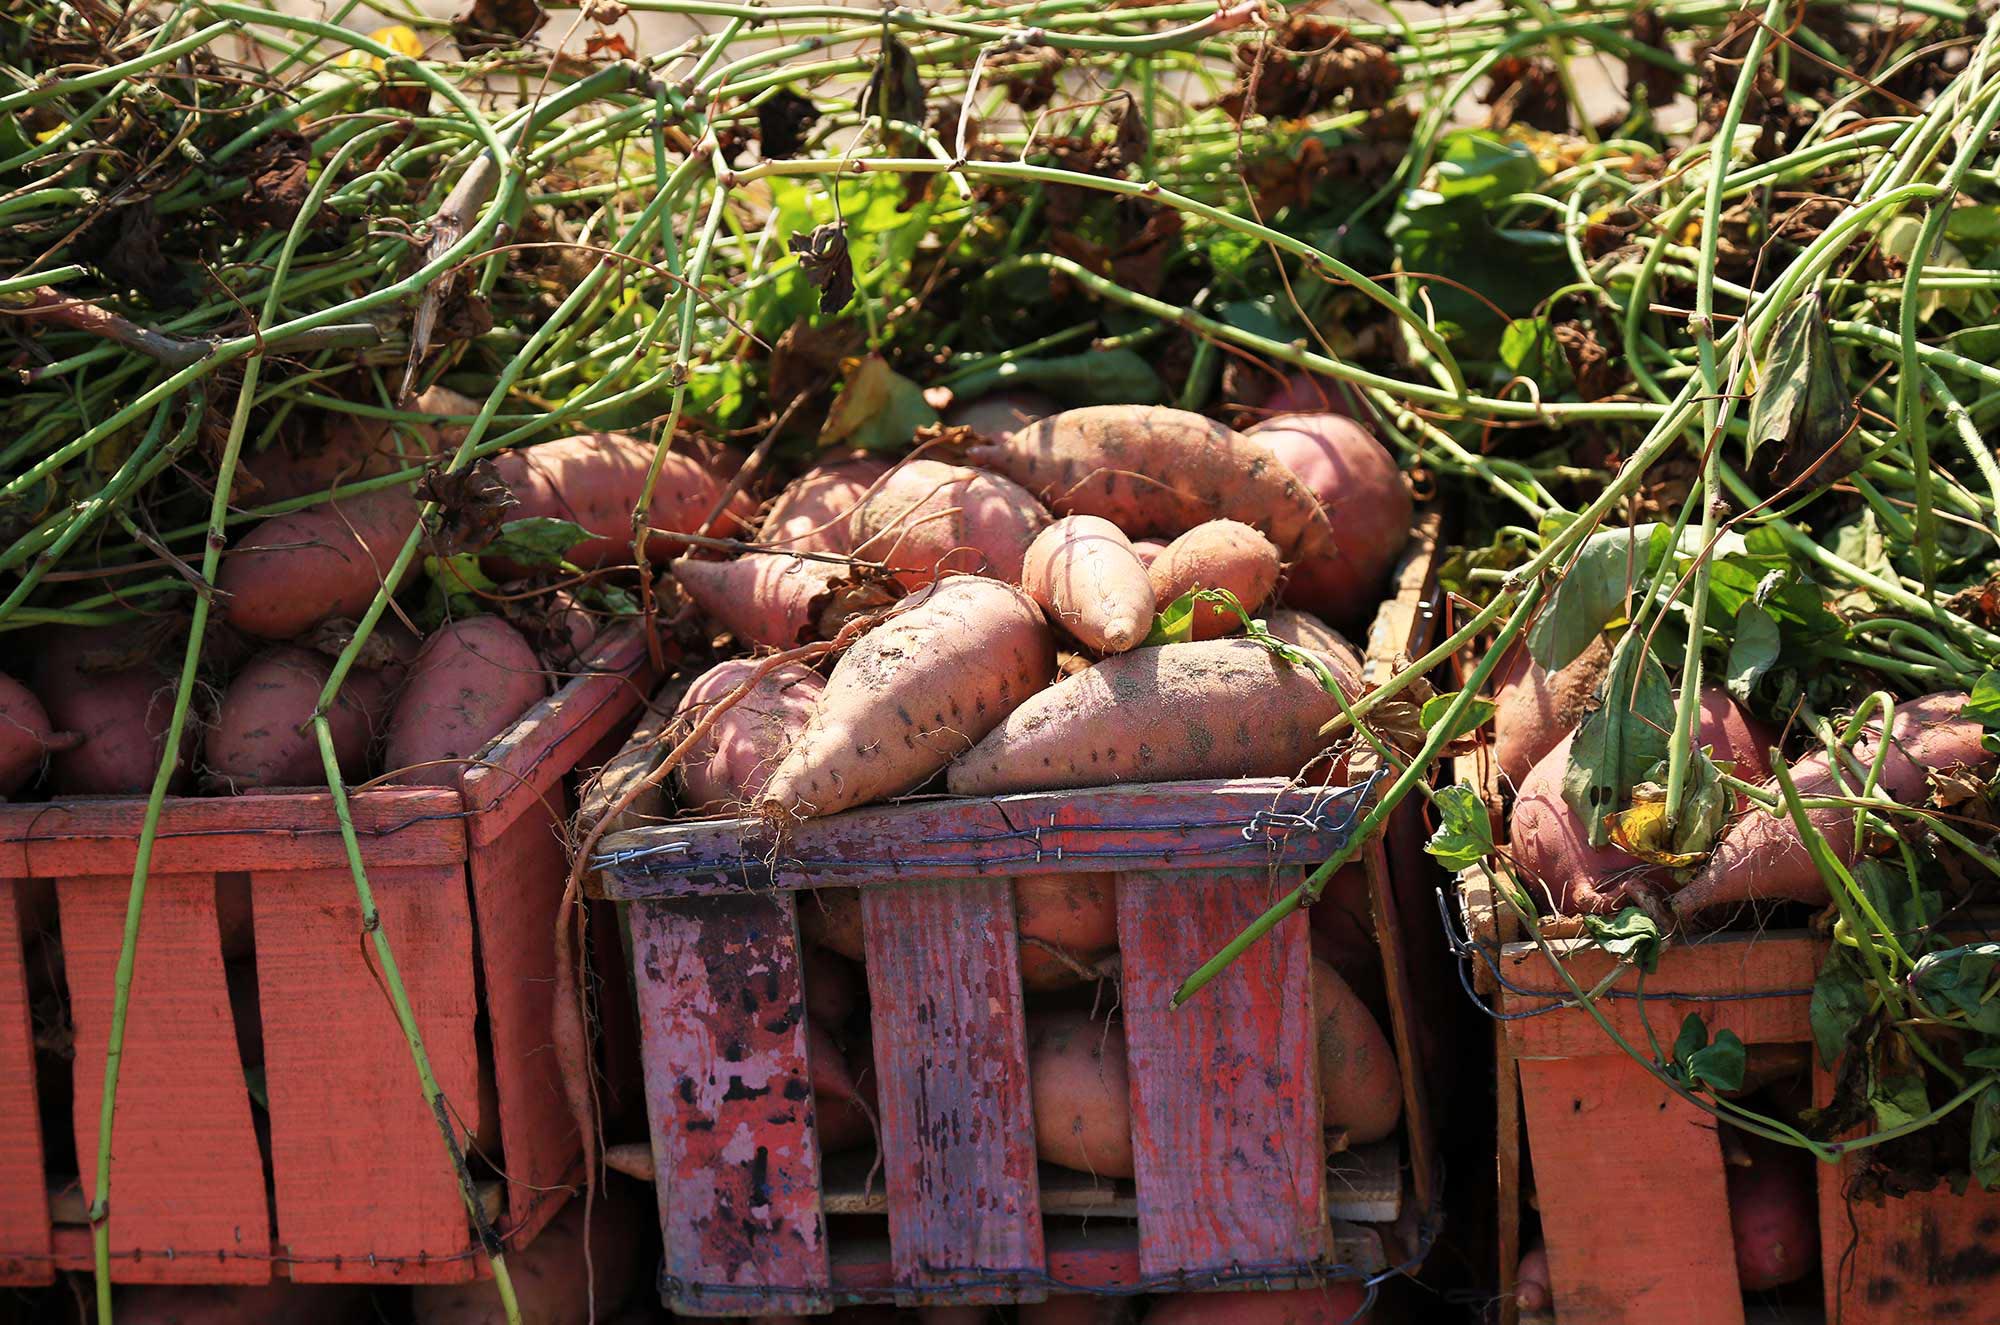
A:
[[1425, 783, 1495, 871], [820, 354, 938, 451], [1429, 130, 1544, 201], [1947, 204, 2000, 244], [422, 552, 495, 627], [1582, 906, 1663, 974], [1726, 604, 1781, 703], [1144, 591, 1197, 646], [1964, 1046, 2000, 1071], [1562, 637, 1673, 847], [1810, 944, 1870, 1067], [487, 517, 589, 570], [1869, 1069, 1930, 1130], [1674, 1013, 1709, 1069], [1910, 943, 2000, 1035], [1743, 293, 1859, 492], [1420, 692, 1497, 742], [1972, 1084, 2000, 1191], [1687, 1030, 1747, 1092], [1526, 523, 1668, 671], [1496, 317, 1574, 392], [1968, 671, 2000, 729]]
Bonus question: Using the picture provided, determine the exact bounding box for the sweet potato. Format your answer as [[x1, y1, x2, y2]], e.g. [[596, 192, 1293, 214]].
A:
[[969, 406, 1329, 561], [1312, 959, 1400, 1143], [761, 578, 1055, 817], [803, 945, 861, 1026], [1148, 519, 1280, 640], [33, 627, 185, 796], [1511, 688, 1773, 915], [1307, 864, 1377, 987], [1673, 689, 1993, 918], [1259, 371, 1362, 420], [1515, 1242, 1552, 1312], [673, 553, 856, 651], [848, 458, 1050, 588], [1016, 872, 1118, 989], [800, 887, 865, 961], [1021, 516, 1155, 654], [219, 487, 422, 639], [1727, 1142, 1818, 1290], [674, 659, 824, 811], [1491, 636, 1611, 787], [488, 431, 756, 571], [1247, 414, 1409, 624], [383, 617, 547, 787], [948, 639, 1357, 796], [118, 1284, 368, 1325], [204, 645, 393, 791], [238, 388, 474, 506], [943, 388, 1059, 443], [1027, 1009, 1133, 1178], [0, 673, 73, 796], [809, 1019, 874, 1152], [412, 1178, 644, 1324], [1128, 539, 1167, 571], [1265, 609, 1363, 675], [759, 452, 891, 554], [1145, 1285, 1371, 1325]]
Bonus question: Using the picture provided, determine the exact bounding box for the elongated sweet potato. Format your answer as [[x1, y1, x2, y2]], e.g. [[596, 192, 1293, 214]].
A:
[[674, 659, 824, 811], [803, 946, 861, 1026], [761, 577, 1055, 817], [1016, 872, 1118, 988], [1511, 688, 1772, 915], [1148, 519, 1280, 640], [204, 645, 391, 791], [848, 458, 1050, 588], [1128, 538, 1167, 571], [808, 1019, 874, 1152], [948, 639, 1357, 796], [219, 487, 422, 639], [800, 887, 865, 961], [1672, 689, 1993, 918], [943, 388, 1060, 444], [759, 452, 891, 554], [1259, 371, 1362, 420], [1247, 413, 1410, 624], [488, 431, 756, 571], [1028, 1009, 1133, 1178], [1146, 1285, 1371, 1325], [1312, 958, 1400, 1143], [383, 616, 547, 786], [0, 674, 73, 797], [970, 407, 1330, 563], [1515, 1242, 1552, 1312], [1265, 608, 1363, 675], [673, 553, 888, 652], [1491, 636, 1611, 787], [1021, 516, 1155, 654]]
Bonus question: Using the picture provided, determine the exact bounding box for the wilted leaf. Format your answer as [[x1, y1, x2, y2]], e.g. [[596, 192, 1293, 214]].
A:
[[1425, 783, 1494, 870], [769, 317, 864, 407], [1870, 1068, 1930, 1130], [819, 354, 938, 451], [1562, 637, 1673, 847], [789, 222, 855, 314], [1582, 906, 1663, 973], [418, 458, 517, 554], [1910, 943, 2000, 1035], [1972, 1084, 2000, 1191], [758, 88, 819, 160], [1744, 294, 1859, 493], [1726, 603, 1780, 703], [487, 517, 589, 570], [1526, 522, 1667, 670], [866, 31, 925, 125]]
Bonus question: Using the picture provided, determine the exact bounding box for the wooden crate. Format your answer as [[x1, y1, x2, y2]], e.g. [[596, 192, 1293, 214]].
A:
[[1457, 861, 2000, 1325], [0, 626, 657, 1287]]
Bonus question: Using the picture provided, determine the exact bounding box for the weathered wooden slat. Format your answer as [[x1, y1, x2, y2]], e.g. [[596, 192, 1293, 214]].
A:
[[465, 802, 579, 1248], [1360, 831, 1437, 1216], [594, 779, 1372, 900], [254, 864, 482, 1284], [1517, 1055, 1743, 1325], [0, 788, 464, 878], [60, 872, 271, 1283], [628, 893, 830, 1316], [861, 879, 1045, 1304], [1119, 868, 1326, 1279], [0, 880, 50, 1285]]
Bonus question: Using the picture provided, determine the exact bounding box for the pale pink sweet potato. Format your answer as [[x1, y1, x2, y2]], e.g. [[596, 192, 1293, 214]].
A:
[[1259, 371, 1363, 420], [1016, 872, 1118, 989], [673, 553, 852, 651], [383, 617, 547, 787], [487, 431, 756, 571], [1148, 519, 1281, 640], [219, 487, 422, 639], [1516, 1242, 1552, 1312], [1312, 958, 1400, 1143], [943, 388, 1060, 444], [1028, 1009, 1133, 1178], [848, 458, 1050, 588], [1145, 1285, 1371, 1325], [204, 645, 390, 791], [1265, 608, 1364, 675], [0, 673, 73, 797], [969, 406, 1330, 562], [411, 1178, 643, 1324], [33, 627, 184, 796], [1727, 1142, 1818, 1291], [673, 659, 824, 811], [759, 452, 891, 554], [1128, 539, 1167, 571], [1022, 516, 1155, 654], [1673, 689, 1992, 918], [760, 577, 1055, 817], [800, 888, 865, 961], [948, 639, 1357, 796], [1247, 413, 1410, 624], [1511, 688, 1773, 915], [1491, 636, 1612, 787], [808, 1019, 874, 1152]]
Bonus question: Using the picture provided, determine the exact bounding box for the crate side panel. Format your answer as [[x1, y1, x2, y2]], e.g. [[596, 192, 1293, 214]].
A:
[[629, 894, 830, 1316], [467, 803, 578, 1246], [1119, 868, 1325, 1278], [1517, 1055, 1742, 1325], [60, 872, 271, 1284], [254, 863, 481, 1283], [861, 879, 1045, 1304], [0, 881, 50, 1285]]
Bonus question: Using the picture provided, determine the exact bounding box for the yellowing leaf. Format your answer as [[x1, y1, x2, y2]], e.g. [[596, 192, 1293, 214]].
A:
[[1606, 782, 1706, 868]]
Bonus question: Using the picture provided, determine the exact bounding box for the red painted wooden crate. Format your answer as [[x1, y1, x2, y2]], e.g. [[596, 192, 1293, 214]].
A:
[[0, 626, 657, 1287], [592, 783, 1438, 1314]]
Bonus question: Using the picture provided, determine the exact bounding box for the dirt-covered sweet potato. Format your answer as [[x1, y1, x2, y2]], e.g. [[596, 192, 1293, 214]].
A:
[[1148, 519, 1281, 639], [204, 645, 392, 791], [942, 388, 1060, 444], [673, 659, 824, 811], [0, 673, 74, 797], [808, 1019, 874, 1152], [1016, 873, 1118, 989], [1312, 959, 1400, 1144], [1028, 1009, 1133, 1179], [760, 577, 1055, 817], [383, 617, 547, 787], [848, 458, 1050, 588], [1247, 413, 1410, 624], [219, 487, 422, 640], [1491, 636, 1611, 787], [1021, 516, 1155, 655], [33, 627, 184, 796], [1264, 609, 1364, 675], [237, 388, 474, 506], [1727, 1142, 1818, 1290], [948, 639, 1357, 796], [800, 888, 865, 961], [673, 553, 855, 651], [759, 452, 891, 554]]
